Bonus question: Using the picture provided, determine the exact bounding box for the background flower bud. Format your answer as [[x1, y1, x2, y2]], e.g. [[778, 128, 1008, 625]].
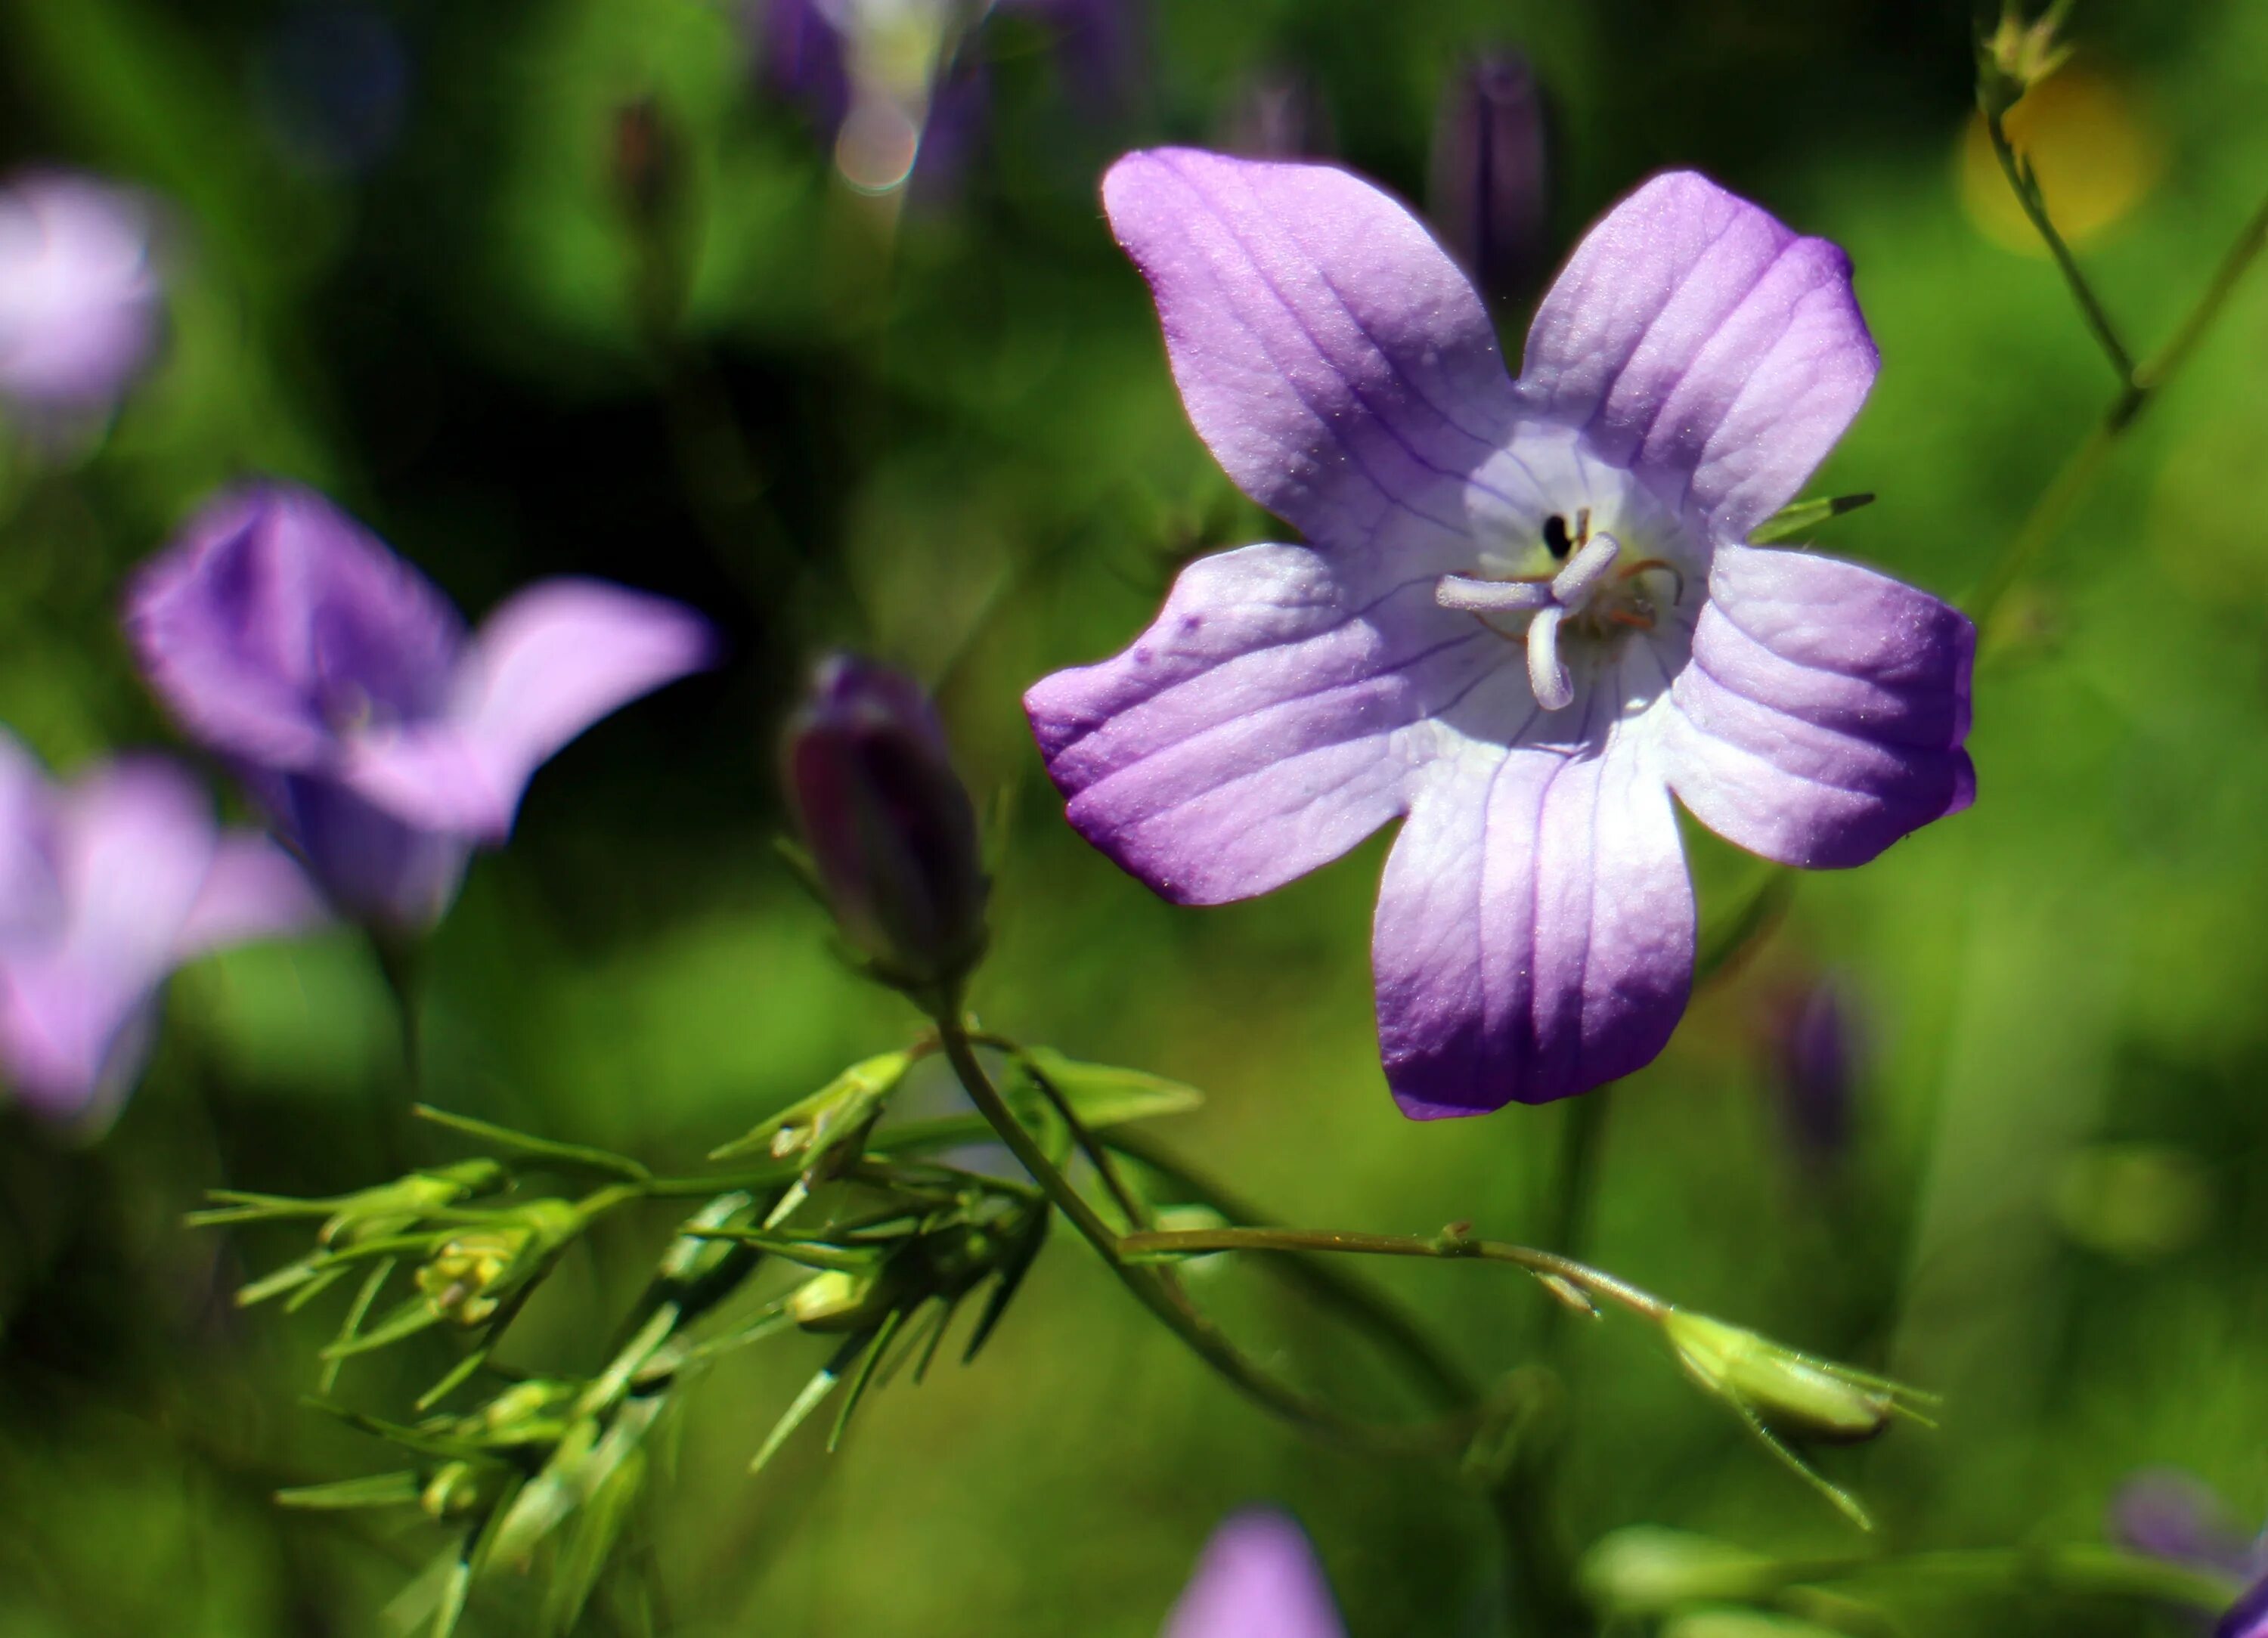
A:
[[1663, 1311, 1892, 1445], [784, 655, 989, 998], [1427, 51, 1551, 307]]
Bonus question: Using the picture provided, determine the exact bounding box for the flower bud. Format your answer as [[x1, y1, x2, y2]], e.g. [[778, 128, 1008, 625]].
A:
[[611, 96, 678, 228], [787, 1265, 903, 1333], [1428, 51, 1551, 307], [414, 1200, 581, 1327], [784, 655, 989, 999], [420, 1461, 488, 1519], [318, 1159, 509, 1246], [1579, 1528, 1777, 1616], [1662, 1310, 1892, 1445], [1217, 67, 1334, 159], [1977, 0, 2074, 119], [1768, 974, 1859, 1170], [711, 1051, 912, 1173]]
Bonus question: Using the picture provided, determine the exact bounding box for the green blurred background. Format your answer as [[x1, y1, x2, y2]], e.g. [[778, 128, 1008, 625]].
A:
[[1, 0, 2265, 1632]]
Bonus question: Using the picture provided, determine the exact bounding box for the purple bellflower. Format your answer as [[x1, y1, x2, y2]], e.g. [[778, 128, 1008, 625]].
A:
[[1025, 151, 1975, 1117], [2112, 1470, 2268, 1637], [0, 735, 322, 1124], [125, 483, 718, 931], [1163, 1510, 1346, 1638], [0, 171, 163, 416]]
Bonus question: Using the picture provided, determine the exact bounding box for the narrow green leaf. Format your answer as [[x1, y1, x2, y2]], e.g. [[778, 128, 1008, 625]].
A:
[[321, 1293, 444, 1360], [320, 1259, 395, 1394], [749, 1337, 866, 1473], [827, 1308, 903, 1453], [708, 1051, 912, 1164], [412, 1104, 652, 1182], [1015, 1046, 1204, 1128], [1749, 492, 1876, 546], [274, 1471, 423, 1511]]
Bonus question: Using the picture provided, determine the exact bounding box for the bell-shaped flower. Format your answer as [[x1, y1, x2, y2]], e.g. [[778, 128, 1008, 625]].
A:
[[0, 735, 322, 1123], [125, 482, 718, 930], [1163, 1510, 1346, 1638], [1026, 151, 1975, 1116], [0, 170, 163, 416]]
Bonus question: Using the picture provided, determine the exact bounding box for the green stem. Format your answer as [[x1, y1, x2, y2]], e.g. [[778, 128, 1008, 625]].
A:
[[1984, 110, 2134, 383], [1113, 1225, 1668, 1322], [1104, 1128, 1479, 1413], [1741, 1541, 2239, 1617], [933, 1011, 1451, 1456], [1006, 1044, 1151, 1231], [1970, 182, 2268, 637]]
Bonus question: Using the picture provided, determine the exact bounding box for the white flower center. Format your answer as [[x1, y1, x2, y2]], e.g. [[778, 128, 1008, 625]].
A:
[[1433, 506, 1691, 711]]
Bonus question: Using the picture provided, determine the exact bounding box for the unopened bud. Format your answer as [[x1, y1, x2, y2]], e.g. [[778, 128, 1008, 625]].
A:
[[711, 1051, 911, 1172], [784, 655, 989, 999], [318, 1159, 508, 1246], [1663, 1311, 1893, 1445], [1428, 51, 1551, 306], [1217, 67, 1334, 159], [612, 96, 678, 227], [1579, 1528, 1777, 1616], [420, 1461, 487, 1519], [1978, 0, 2075, 119], [1770, 974, 1860, 1170], [788, 1265, 902, 1333], [414, 1200, 581, 1327]]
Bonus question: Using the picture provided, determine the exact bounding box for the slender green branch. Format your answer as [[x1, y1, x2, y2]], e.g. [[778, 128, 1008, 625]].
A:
[[1104, 1127, 1479, 1413], [1984, 110, 2133, 382], [1113, 1224, 1669, 1322], [1971, 176, 2268, 636], [932, 1010, 1448, 1455], [1005, 1045, 1151, 1231]]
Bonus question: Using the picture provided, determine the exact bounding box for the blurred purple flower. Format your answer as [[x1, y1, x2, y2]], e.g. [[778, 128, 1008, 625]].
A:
[[751, 0, 1139, 194], [0, 171, 163, 416], [1218, 67, 1335, 160], [1163, 1510, 1346, 1638], [1428, 51, 1551, 305], [0, 736, 321, 1123], [2112, 1469, 2268, 1636], [125, 483, 718, 931], [785, 654, 987, 993], [1026, 152, 1975, 1116], [1772, 971, 1861, 1167]]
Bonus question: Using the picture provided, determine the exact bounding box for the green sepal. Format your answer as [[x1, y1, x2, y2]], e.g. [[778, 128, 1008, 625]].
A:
[[1749, 493, 1875, 547], [709, 1051, 912, 1167], [1009, 1046, 1203, 1130], [273, 1471, 424, 1511]]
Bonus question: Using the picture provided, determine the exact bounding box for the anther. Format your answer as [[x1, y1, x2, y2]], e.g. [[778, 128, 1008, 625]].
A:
[[1435, 574, 1554, 615], [1526, 605, 1573, 711], [1551, 532, 1621, 607]]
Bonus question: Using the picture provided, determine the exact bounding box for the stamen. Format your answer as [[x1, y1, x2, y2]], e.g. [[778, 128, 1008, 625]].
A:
[[1436, 574, 1554, 615], [1617, 556, 1687, 605], [1551, 532, 1621, 607], [1526, 605, 1573, 711]]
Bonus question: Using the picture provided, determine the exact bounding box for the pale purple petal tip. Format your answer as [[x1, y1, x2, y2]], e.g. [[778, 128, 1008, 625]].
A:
[[1662, 545, 1975, 870], [1101, 147, 1519, 560], [2223, 1577, 2268, 1638], [1518, 169, 1878, 540], [1163, 1510, 1346, 1638], [1374, 742, 1695, 1114], [2111, 1469, 2256, 1580]]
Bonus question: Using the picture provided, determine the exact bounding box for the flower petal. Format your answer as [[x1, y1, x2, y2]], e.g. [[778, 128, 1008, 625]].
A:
[[1373, 729, 1693, 1115], [264, 772, 471, 930], [174, 832, 327, 957], [1517, 171, 1878, 540], [1025, 543, 1499, 906], [335, 578, 717, 840], [1660, 544, 1974, 869], [0, 758, 213, 1116], [125, 482, 466, 769], [1163, 1510, 1346, 1638], [1102, 147, 1526, 561]]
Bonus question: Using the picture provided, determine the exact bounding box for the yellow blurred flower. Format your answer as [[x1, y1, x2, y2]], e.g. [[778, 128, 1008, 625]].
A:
[[1960, 67, 2164, 252]]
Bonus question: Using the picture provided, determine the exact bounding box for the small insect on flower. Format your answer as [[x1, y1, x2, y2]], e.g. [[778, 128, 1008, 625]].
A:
[[1026, 150, 1975, 1116]]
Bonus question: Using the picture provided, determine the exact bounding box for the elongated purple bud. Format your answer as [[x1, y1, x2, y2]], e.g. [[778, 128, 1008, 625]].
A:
[[1427, 51, 1550, 306], [1218, 67, 1335, 160], [1774, 974, 1859, 1167], [785, 655, 988, 997]]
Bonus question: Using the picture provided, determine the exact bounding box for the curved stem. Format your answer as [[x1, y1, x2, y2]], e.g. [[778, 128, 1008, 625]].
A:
[[933, 1011, 1450, 1456], [1985, 110, 2133, 383], [1104, 1127, 1479, 1414], [1114, 1225, 1669, 1322]]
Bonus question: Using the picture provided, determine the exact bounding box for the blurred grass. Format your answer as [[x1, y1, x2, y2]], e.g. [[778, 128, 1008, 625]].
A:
[[1, 0, 2266, 1632]]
